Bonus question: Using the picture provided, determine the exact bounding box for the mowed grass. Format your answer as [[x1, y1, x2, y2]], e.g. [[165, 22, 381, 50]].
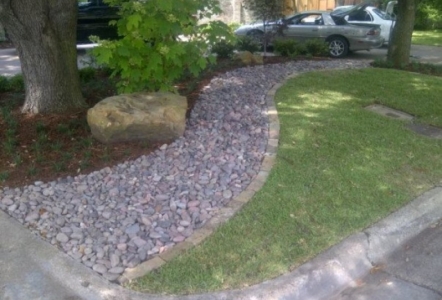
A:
[[128, 68, 442, 294], [412, 29, 442, 46]]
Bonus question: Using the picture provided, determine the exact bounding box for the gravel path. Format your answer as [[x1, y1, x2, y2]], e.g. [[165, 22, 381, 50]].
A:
[[0, 59, 371, 282]]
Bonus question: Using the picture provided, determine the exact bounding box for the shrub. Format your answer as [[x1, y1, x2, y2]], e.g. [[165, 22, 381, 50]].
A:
[[235, 36, 261, 53], [8, 74, 24, 92], [273, 39, 297, 56], [92, 0, 234, 93], [228, 22, 241, 33], [304, 39, 329, 57], [79, 67, 96, 82], [211, 40, 236, 58], [274, 39, 306, 57], [0, 76, 9, 92]]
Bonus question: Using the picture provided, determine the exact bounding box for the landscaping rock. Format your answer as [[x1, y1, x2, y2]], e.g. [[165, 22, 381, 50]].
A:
[[87, 92, 187, 144], [234, 51, 264, 65]]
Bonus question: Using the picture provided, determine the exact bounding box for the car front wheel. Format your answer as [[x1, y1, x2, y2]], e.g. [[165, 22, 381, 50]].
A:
[[328, 37, 348, 58]]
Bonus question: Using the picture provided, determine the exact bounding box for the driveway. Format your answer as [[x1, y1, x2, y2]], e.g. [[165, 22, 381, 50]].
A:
[[0, 44, 440, 77]]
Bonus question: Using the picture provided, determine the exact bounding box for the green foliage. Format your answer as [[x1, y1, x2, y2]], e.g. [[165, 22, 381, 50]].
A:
[[243, 0, 285, 22], [211, 40, 236, 58], [372, 59, 442, 77], [92, 0, 234, 93], [304, 39, 329, 57], [0, 76, 9, 92], [274, 39, 329, 58], [415, 1, 442, 30], [273, 39, 304, 57], [79, 67, 97, 82], [7, 74, 24, 92], [235, 36, 261, 53], [228, 22, 241, 32]]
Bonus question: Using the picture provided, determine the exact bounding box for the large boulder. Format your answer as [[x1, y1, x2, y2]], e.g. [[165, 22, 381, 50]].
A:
[[87, 92, 187, 144], [234, 51, 264, 65]]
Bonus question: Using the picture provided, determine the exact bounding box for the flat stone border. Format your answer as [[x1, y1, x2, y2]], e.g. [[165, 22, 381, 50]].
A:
[[118, 72, 288, 283], [365, 104, 415, 121]]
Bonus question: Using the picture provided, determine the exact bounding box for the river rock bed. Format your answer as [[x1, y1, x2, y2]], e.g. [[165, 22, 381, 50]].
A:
[[0, 60, 370, 281]]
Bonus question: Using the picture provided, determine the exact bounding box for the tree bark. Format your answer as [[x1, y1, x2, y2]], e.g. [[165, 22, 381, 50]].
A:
[[0, 0, 86, 114], [387, 0, 418, 67]]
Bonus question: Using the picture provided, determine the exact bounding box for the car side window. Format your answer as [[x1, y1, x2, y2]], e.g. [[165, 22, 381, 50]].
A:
[[299, 14, 322, 25], [349, 11, 372, 22]]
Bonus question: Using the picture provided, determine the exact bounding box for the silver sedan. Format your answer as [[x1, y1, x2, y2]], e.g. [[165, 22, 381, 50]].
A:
[[234, 6, 384, 58]]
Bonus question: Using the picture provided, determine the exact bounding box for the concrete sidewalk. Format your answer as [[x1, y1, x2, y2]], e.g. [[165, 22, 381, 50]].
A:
[[1, 187, 442, 300]]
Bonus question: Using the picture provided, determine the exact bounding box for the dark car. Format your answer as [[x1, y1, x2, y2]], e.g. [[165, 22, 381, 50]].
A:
[[77, 0, 119, 43]]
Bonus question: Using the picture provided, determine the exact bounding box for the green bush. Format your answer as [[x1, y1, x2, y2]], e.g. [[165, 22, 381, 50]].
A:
[[0, 76, 9, 92], [92, 0, 234, 93], [274, 39, 307, 57], [211, 40, 236, 58], [304, 39, 329, 57], [273, 39, 298, 57], [235, 36, 261, 53], [415, 2, 442, 30], [79, 67, 96, 82], [8, 74, 24, 92], [228, 22, 241, 33]]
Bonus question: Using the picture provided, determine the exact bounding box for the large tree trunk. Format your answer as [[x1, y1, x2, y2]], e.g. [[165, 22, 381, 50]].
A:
[[387, 0, 418, 67], [0, 0, 86, 114]]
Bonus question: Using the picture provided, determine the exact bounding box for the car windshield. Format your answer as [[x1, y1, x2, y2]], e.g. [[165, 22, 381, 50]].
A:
[[371, 8, 394, 20]]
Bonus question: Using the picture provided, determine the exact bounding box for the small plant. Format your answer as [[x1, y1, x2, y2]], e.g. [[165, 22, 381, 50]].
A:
[[235, 36, 261, 53], [56, 123, 70, 134], [79, 158, 91, 170], [0, 76, 9, 92], [27, 164, 38, 176], [273, 39, 301, 57], [228, 22, 241, 33], [83, 150, 92, 159], [35, 121, 47, 134], [13, 154, 23, 166], [101, 147, 111, 162], [0, 171, 10, 182], [211, 40, 237, 59], [79, 137, 93, 148], [79, 67, 97, 83], [304, 39, 329, 57], [3, 137, 17, 155], [50, 141, 63, 152], [52, 161, 66, 172], [62, 152, 73, 161], [8, 74, 25, 92]]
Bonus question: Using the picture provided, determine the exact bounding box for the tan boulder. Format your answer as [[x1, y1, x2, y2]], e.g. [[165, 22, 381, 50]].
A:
[[234, 51, 264, 65], [87, 92, 187, 144]]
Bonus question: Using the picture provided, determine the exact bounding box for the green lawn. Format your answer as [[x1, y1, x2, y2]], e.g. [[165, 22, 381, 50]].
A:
[[128, 68, 442, 295], [412, 29, 442, 46]]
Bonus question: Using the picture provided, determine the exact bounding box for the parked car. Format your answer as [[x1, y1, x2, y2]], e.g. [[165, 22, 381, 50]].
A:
[[234, 4, 384, 58], [77, 0, 119, 43], [333, 5, 395, 44]]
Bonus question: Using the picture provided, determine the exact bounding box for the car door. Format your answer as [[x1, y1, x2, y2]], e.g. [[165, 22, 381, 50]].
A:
[[282, 13, 326, 43]]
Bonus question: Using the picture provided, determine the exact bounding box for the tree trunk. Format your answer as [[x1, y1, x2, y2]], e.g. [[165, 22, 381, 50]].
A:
[[387, 0, 418, 67], [0, 0, 86, 114]]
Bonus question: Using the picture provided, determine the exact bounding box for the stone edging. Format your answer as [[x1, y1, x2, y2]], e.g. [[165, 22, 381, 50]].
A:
[[117, 72, 302, 284]]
